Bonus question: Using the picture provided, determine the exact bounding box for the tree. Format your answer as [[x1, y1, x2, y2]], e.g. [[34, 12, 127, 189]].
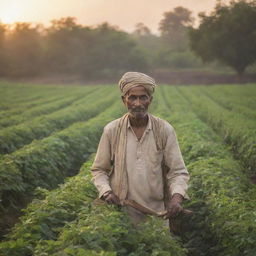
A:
[[5, 23, 43, 77], [189, 0, 256, 75], [132, 23, 163, 68], [45, 19, 149, 79], [80, 22, 149, 78], [0, 23, 7, 75], [159, 7, 194, 51], [134, 23, 152, 37], [44, 17, 87, 74]]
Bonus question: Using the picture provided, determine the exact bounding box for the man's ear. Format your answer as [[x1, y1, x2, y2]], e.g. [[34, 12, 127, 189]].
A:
[[121, 95, 125, 104], [149, 95, 153, 103]]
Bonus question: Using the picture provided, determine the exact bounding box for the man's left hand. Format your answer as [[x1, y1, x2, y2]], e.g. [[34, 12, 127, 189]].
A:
[[165, 193, 184, 219]]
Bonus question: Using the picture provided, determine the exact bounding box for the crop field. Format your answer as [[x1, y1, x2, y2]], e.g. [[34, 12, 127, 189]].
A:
[[0, 81, 255, 256]]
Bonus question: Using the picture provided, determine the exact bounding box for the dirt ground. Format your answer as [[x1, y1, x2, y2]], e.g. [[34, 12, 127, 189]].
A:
[[5, 70, 256, 86], [151, 70, 256, 85]]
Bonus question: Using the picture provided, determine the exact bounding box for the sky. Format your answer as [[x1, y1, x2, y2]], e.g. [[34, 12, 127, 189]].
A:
[[0, 0, 221, 33]]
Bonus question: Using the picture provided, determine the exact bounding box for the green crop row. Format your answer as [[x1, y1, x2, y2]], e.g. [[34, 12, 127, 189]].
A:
[[177, 86, 256, 178], [0, 101, 124, 236], [0, 87, 99, 121], [0, 87, 113, 155], [0, 93, 66, 119], [0, 82, 42, 108], [159, 86, 256, 256], [0, 87, 98, 128], [209, 84, 256, 110], [0, 82, 73, 110], [1, 83, 255, 256], [0, 158, 187, 256], [197, 86, 256, 120]]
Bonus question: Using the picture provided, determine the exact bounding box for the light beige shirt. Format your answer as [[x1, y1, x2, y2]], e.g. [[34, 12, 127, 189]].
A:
[[91, 116, 189, 223]]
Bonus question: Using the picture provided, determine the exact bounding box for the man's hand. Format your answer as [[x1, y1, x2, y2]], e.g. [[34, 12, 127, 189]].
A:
[[165, 193, 184, 219], [102, 191, 121, 206]]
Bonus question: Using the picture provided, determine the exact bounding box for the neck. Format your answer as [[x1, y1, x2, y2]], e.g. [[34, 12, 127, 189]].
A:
[[128, 114, 148, 128]]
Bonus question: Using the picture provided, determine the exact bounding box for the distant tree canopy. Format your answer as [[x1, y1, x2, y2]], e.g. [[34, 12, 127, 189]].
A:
[[1, 3, 255, 80], [45, 18, 150, 78], [159, 7, 194, 51], [189, 0, 256, 75], [0, 23, 7, 75], [5, 23, 42, 77], [0, 17, 149, 79]]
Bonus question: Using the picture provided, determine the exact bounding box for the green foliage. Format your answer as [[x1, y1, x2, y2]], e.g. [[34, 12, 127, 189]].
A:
[[44, 19, 149, 79], [0, 158, 187, 256], [0, 87, 113, 154], [0, 91, 89, 128], [1, 82, 256, 256], [160, 86, 256, 256], [0, 23, 7, 75], [0, 9, 233, 79], [0, 159, 97, 256], [4, 23, 43, 77], [198, 85, 256, 120], [155, 50, 202, 69], [178, 85, 256, 178], [189, 0, 256, 74], [159, 7, 194, 51], [0, 82, 68, 111], [0, 88, 78, 119], [0, 100, 124, 235]]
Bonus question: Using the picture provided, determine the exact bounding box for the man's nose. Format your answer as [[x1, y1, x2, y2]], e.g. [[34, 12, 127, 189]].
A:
[[134, 98, 142, 106]]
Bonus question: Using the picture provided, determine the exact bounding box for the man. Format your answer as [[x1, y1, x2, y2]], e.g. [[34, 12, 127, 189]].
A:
[[91, 72, 189, 225]]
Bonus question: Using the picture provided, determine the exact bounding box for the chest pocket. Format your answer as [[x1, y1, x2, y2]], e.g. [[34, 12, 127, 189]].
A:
[[146, 147, 163, 172]]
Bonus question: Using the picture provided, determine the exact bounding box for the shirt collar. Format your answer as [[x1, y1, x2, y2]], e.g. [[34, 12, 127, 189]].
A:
[[127, 114, 152, 130]]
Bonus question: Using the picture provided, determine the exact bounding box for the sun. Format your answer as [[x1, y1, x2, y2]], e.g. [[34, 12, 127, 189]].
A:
[[0, 8, 20, 24], [1, 11, 19, 24]]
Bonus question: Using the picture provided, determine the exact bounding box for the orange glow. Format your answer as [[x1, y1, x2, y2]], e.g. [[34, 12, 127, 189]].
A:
[[0, 0, 217, 32], [1, 8, 20, 24], [0, 1, 19, 24]]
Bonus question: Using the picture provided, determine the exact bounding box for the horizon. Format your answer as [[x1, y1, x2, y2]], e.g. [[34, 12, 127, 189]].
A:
[[0, 0, 224, 33]]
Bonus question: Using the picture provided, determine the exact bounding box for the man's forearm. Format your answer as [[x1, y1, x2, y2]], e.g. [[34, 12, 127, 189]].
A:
[[91, 169, 112, 198]]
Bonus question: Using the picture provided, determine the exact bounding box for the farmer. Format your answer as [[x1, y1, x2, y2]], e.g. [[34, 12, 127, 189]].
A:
[[91, 71, 189, 226]]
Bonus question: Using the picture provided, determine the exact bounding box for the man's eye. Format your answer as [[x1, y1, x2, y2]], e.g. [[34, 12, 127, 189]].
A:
[[128, 96, 137, 101], [140, 95, 148, 100]]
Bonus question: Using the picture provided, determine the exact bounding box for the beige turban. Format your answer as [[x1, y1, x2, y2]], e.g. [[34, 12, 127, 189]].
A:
[[118, 72, 156, 96]]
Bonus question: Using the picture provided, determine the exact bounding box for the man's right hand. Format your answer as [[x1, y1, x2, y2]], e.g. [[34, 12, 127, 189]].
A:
[[102, 191, 121, 206]]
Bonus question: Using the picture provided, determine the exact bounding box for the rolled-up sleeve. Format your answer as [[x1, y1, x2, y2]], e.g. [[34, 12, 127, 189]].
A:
[[164, 124, 190, 200], [91, 127, 112, 198]]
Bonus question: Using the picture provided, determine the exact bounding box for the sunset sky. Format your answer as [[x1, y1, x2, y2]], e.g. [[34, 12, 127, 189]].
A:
[[0, 0, 223, 33]]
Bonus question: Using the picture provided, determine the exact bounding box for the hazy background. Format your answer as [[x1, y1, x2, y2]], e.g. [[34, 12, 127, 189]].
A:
[[0, 0, 255, 84], [0, 0, 219, 33]]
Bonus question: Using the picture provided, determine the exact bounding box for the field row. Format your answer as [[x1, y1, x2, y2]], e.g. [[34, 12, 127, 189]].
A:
[[0, 96, 125, 236], [0, 158, 187, 256], [177, 86, 256, 179], [0, 83, 255, 256], [0, 87, 114, 154], [0, 82, 86, 110], [0, 87, 98, 128], [158, 87, 256, 255]]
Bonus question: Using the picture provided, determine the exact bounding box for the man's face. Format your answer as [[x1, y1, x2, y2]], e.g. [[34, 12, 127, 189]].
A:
[[122, 86, 152, 119]]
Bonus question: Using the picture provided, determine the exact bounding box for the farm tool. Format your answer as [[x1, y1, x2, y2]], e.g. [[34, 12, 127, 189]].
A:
[[94, 198, 193, 234], [123, 199, 193, 234]]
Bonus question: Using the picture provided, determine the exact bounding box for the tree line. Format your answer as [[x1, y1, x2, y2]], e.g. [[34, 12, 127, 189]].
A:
[[0, 0, 255, 79]]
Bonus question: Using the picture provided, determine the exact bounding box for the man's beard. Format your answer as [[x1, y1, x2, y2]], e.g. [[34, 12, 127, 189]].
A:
[[129, 107, 147, 119]]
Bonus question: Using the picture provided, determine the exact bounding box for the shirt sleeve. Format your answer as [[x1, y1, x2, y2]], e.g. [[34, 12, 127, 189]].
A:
[[163, 123, 190, 200], [91, 127, 112, 198]]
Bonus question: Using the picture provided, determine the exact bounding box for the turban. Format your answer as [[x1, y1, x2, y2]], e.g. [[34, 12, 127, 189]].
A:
[[118, 72, 156, 96]]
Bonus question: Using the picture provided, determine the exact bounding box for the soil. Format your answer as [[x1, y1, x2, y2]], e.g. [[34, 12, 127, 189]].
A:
[[151, 70, 256, 85], [3, 70, 256, 86]]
